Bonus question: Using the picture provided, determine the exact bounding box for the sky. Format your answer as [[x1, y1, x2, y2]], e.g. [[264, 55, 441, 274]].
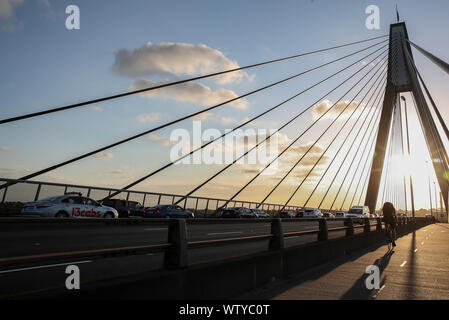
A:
[[1, 0, 448, 213]]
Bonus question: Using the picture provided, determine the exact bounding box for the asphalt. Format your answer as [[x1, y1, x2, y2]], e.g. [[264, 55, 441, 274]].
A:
[[0, 218, 360, 299], [237, 223, 449, 300]]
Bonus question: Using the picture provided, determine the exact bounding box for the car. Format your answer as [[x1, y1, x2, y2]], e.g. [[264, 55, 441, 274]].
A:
[[322, 212, 335, 218], [127, 201, 145, 216], [397, 212, 407, 217], [21, 192, 118, 218], [370, 213, 380, 218], [279, 210, 295, 218], [144, 205, 194, 218], [295, 209, 305, 218], [250, 208, 269, 218], [425, 213, 432, 218], [100, 199, 130, 218], [224, 207, 257, 218], [347, 205, 370, 223], [335, 211, 346, 218], [302, 208, 323, 218]]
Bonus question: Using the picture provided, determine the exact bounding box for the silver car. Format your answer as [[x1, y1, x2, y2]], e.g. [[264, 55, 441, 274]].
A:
[[21, 193, 118, 218]]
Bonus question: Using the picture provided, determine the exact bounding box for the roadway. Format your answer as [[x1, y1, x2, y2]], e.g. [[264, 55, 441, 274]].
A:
[[237, 223, 449, 299], [0, 218, 363, 299]]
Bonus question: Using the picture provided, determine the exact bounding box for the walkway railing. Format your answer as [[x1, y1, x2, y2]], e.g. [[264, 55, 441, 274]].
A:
[[0, 178, 304, 215], [0, 216, 434, 270]]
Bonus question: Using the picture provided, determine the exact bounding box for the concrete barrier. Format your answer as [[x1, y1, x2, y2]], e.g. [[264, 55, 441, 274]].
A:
[[46, 218, 434, 300]]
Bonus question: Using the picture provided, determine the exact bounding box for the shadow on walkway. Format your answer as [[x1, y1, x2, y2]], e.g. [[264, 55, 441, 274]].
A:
[[238, 240, 392, 300]]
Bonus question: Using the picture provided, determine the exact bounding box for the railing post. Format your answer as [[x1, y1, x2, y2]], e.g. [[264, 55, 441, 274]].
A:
[[318, 218, 328, 241], [376, 218, 382, 231], [269, 218, 284, 250], [363, 218, 370, 233], [205, 199, 209, 216], [34, 184, 41, 201], [345, 218, 354, 237], [1, 186, 7, 204], [163, 219, 188, 269], [157, 194, 161, 205], [194, 198, 199, 215], [87, 188, 91, 198]]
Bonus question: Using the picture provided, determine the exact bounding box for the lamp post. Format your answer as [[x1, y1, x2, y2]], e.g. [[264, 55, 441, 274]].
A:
[[426, 160, 433, 217], [401, 96, 415, 218]]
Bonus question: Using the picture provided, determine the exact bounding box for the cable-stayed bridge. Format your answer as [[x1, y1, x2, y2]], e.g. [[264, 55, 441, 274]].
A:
[[0, 20, 448, 300], [1, 22, 448, 218]]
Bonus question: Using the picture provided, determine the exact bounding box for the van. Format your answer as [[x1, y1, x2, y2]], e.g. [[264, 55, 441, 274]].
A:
[[347, 206, 370, 223]]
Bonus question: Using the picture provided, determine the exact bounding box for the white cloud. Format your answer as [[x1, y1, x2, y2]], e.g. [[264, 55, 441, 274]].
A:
[[131, 79, 247, 109], [108, 169, 132, 178], [312, 100, 360, 120], [136, 112, 161, 123], [90, 105, 103, 112], [193, 112, 213, 121], [221, 117, 237, 125], [0, 0, 23, 19], [147, 134, 164, 141], [112, 42, 250, 84], [95, 152, 114, 159]]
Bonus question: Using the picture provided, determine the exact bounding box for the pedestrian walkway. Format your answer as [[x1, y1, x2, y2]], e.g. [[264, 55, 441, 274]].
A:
[[238, 223, 449, 299]]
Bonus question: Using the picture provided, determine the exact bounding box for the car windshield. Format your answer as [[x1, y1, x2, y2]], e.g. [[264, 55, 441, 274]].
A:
[[348, 209, 362, 214]]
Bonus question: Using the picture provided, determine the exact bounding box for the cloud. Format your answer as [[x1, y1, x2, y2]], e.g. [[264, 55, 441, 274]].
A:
[[112, 42, 250, 84], [108, 169, 132, 178], [136, 112, 161, 123], [237, 137, 331, 183], [147, 134, 164, 142], [0, 146, 10, 151], [0, 0, 23, 19], [312, 100, 360, 120], [90, 105, 103, 112], [193, 112, 213, 121], [131, 79, 247, 109], [95, 152, 114, 159]]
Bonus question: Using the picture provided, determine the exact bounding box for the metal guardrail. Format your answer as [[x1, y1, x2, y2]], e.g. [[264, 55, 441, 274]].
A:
[[0, 216, 433, 270], [0, 178, 305, 214]]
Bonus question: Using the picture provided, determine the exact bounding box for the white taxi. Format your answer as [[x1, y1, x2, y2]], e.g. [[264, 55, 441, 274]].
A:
[[21, 192, 118, 218]]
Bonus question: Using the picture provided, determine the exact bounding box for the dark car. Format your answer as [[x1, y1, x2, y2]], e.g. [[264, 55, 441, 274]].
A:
[[144, 205, 194, 218], [220, 207, 255, 218], [279, 210, 295, 218], [250, 208, 269, 218], [100, 199, 131, 218], [127, 201, 145, 216]]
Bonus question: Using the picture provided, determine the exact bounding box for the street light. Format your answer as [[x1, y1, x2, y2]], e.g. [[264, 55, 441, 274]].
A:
[[426, 160, 433, 217], [401, 96, 416, 218]]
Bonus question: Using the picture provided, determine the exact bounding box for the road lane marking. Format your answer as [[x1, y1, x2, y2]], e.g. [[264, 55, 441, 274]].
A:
[[373, 284, 386, 298], [0, 260, 92, 274], [400, 261, 407, 267], [414, 249, 418, 253], [207, 231, 243, 236]]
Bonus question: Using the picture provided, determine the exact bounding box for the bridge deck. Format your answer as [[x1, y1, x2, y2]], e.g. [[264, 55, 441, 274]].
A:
[[238, 223, 449, 300]]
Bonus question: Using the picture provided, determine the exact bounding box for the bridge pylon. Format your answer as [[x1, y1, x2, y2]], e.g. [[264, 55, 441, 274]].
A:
[[364, 22, 449, 216]]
